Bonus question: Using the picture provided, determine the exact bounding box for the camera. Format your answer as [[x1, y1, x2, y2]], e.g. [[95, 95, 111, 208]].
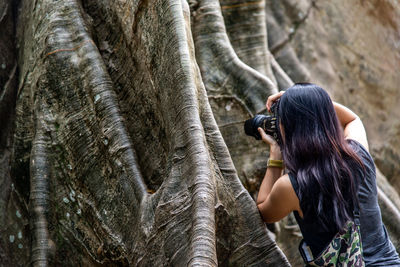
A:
[[244, 101, 282, 145]]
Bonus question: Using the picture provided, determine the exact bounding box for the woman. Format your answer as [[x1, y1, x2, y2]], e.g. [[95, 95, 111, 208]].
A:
[[256, 83, 400, 266]]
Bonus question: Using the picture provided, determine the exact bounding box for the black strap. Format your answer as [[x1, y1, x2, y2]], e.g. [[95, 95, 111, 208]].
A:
[[288, 172, 299, 195], [353, 196, 361, 226]]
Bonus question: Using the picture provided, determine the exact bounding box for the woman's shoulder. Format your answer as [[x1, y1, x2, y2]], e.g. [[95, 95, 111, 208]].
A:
[[346, 138, 375, 169], [257, 174, 302, 223], [270, 174, 298, 202], [346, 138, 368, 152], [287, 172, 300, 195], [346, 138, 371, 157]]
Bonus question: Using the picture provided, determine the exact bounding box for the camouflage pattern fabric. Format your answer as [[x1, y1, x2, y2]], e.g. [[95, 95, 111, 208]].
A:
[[302, 221, 365, 267]]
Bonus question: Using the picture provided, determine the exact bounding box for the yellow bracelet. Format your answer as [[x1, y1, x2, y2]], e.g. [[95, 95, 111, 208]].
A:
[[267, 159, 284, 168]]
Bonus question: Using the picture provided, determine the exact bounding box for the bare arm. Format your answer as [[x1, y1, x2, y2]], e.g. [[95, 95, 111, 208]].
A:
[[256, 128, 283, 205], [333, 102, 369, 151], [257, 174, 301, 223], [256, 162, 283, 206], [256, 128, 301, 223]]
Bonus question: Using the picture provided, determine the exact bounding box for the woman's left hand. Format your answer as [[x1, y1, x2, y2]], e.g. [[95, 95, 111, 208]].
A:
[[266, 91, 285, 112], [258, 127, 282, 160]]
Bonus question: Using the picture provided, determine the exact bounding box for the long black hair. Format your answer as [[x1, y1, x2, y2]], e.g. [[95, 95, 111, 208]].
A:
[[278, 83, 364, 231]]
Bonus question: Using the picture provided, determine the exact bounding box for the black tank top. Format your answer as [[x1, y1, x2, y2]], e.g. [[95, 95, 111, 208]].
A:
[[289, 139, 400, 266]]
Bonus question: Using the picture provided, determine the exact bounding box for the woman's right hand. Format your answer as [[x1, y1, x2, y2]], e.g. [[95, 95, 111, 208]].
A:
[[266, 91, 285, 112], [258, 128, 282, 160]]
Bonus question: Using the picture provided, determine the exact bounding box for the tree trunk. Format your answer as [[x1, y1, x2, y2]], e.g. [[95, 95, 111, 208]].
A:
[[1, 0, 400, 266], [1, 0, 289, 265]]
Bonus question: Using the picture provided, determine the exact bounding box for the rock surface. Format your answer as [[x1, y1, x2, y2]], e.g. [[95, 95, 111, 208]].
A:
[[268, 0, 400, 190]]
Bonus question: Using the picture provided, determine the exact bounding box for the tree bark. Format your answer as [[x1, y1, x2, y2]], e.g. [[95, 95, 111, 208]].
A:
[[1, 0, 290, 265]]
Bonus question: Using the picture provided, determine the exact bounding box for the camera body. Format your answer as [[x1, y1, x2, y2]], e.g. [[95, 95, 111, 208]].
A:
[[244, 101, 282, 145]]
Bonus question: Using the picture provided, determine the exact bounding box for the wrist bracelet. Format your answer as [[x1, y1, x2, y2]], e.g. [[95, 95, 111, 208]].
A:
[[267, 159, 284, 168]]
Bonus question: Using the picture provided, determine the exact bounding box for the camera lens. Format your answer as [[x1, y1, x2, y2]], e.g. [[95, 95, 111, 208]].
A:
[[244, 115, 270, 140], [244, 100, 282, 144]]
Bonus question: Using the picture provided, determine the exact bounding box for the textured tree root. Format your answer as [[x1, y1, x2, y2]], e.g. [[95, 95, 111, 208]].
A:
[[219, 0, 276, 84], [269, 51, 294, 90], [9, 0, 292, 265], [30, 119, 52, 266], [265, 1, 311, 83], [83, 0, 289, 264], [190, 0, 278, 114], [16, 0, 147, 264]]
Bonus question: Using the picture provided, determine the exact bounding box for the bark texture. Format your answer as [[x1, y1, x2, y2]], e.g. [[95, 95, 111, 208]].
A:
[[1, 0, 400, 266], [2, 0, 289, 265]]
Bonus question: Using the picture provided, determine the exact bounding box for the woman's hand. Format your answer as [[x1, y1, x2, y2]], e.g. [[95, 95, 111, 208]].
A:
[[258, 127, 282, 160], [266, 91, 285, 112]]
